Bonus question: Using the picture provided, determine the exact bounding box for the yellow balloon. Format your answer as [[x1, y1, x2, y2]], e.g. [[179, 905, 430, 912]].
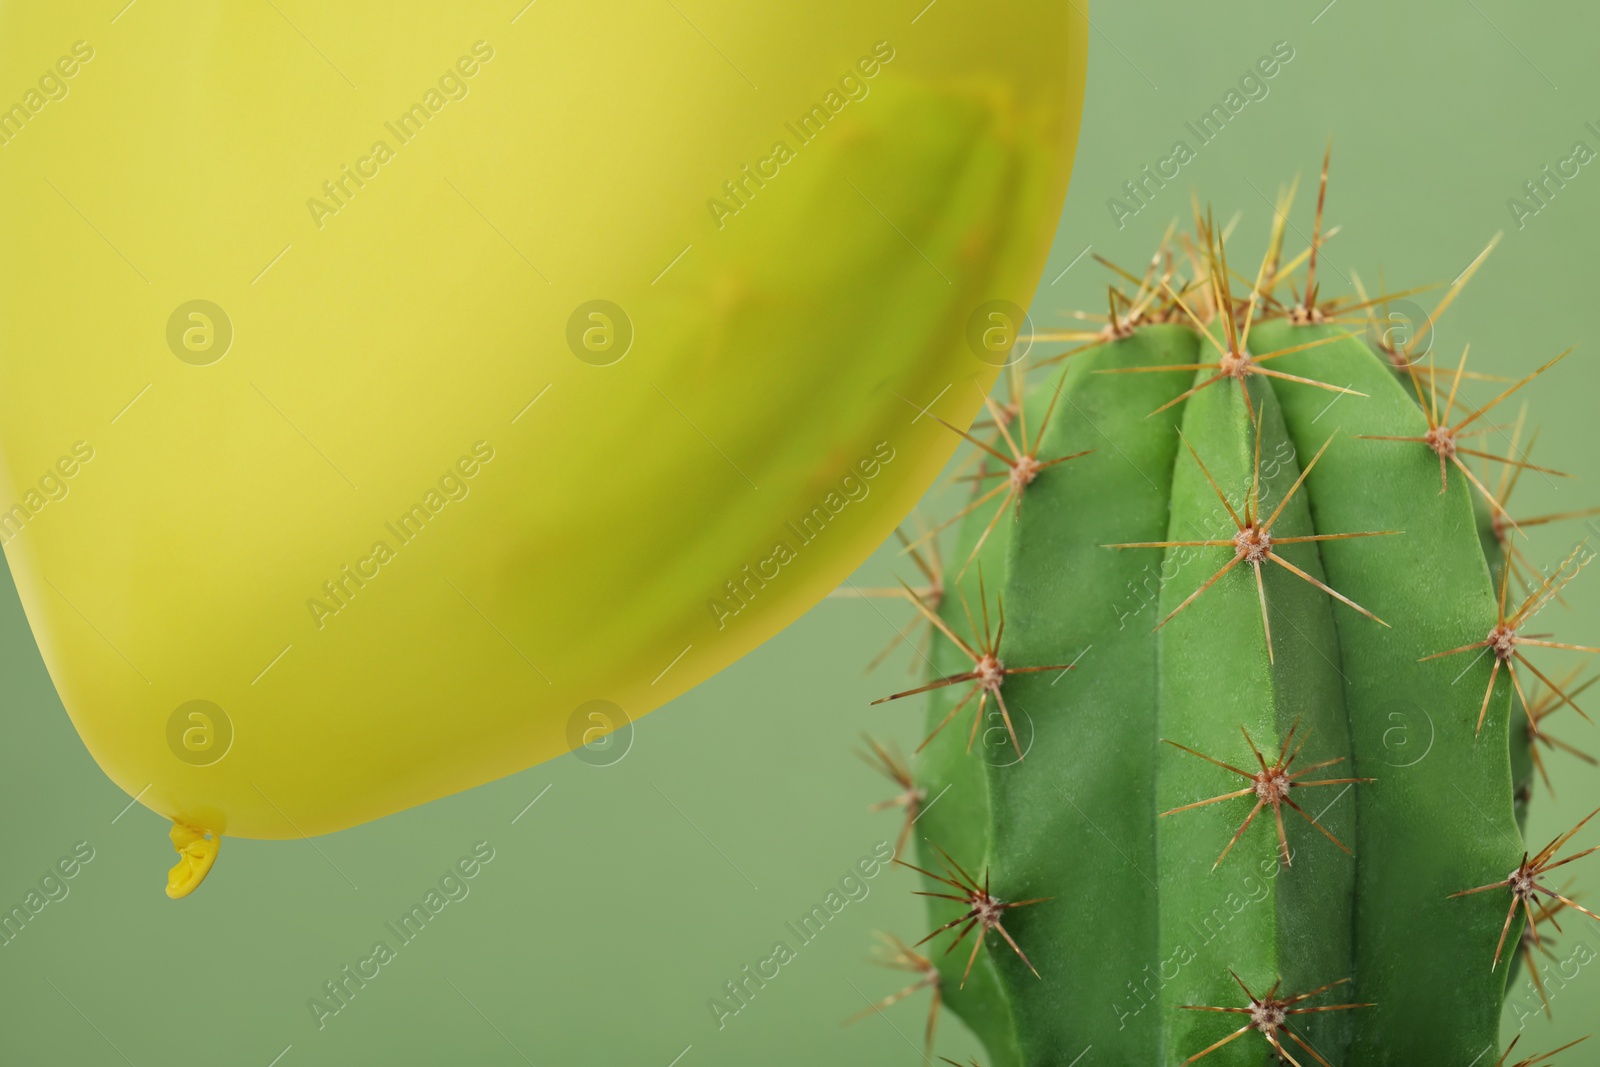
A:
[[0, 2, 1086, 895]]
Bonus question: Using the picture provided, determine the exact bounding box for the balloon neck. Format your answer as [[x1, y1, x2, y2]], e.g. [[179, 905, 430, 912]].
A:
[[165, 821, 221, 899]]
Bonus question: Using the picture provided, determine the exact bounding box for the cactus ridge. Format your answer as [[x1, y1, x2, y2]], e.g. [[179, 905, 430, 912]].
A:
[[848, 156, 1599, 1066]]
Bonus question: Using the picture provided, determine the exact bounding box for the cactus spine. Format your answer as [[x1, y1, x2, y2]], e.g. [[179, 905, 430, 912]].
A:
[[856, 166, 1598, 1066]]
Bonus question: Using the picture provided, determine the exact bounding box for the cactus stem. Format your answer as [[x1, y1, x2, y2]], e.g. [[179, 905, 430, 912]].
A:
[[843, 933, 942, 1052], [857, 735, 925, 855], [898, 844, 1050, 988], [1420, 543, 1600, 734], [1160, 718, 1374, 870], [871, 572, 1074, 762], [1109, 431, 1395, 660], [1358, 343, 1573, 516], [1497, 1034, 1592, 1067], [865, 173, 1584, 1062], [1449, 806, 1600, 969], [1178, 973, 1372, 1067]]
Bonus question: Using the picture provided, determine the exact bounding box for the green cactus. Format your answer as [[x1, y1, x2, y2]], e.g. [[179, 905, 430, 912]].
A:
[[855, 171, 1599, 1066]]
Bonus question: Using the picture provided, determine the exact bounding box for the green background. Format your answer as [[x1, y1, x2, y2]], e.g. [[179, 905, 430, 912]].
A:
[[4, 0, 1599, 1063]]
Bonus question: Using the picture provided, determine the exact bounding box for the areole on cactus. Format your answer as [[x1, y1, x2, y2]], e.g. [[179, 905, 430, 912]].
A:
[[849, 157, 1599, 1066]]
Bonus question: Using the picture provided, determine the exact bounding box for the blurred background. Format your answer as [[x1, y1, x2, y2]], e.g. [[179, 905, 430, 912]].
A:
[[3, 0, 1598, 1063]]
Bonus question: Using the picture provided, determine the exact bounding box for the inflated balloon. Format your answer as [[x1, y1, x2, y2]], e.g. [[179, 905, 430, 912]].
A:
[[0, 3, 1086, 896]]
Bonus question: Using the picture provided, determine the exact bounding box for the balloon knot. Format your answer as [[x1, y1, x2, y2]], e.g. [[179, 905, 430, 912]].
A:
[[165, 821, 220, 900]]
